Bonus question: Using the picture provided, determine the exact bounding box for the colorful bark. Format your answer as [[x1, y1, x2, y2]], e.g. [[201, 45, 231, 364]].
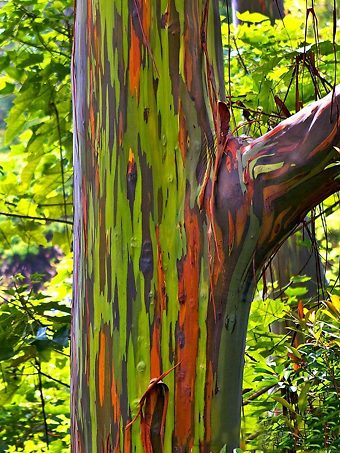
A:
[[72, 0, 340, 451]]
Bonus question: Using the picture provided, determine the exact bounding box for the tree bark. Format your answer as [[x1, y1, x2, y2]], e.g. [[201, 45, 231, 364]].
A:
[[71, 0, 340, 451]]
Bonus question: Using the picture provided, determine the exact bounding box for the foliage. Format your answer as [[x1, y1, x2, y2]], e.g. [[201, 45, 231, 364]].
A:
[[0, 0, 73, 251], [0, 259, 72, 451], [222, 7, 340, 452], [242, 289, 340, 452], [0, 0, 73, 450], [222, 4, 339, 136]]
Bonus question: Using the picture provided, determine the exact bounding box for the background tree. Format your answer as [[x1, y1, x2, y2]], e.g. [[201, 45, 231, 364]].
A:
[[231, 0, 284, 23], [72, 1, 339, 452]]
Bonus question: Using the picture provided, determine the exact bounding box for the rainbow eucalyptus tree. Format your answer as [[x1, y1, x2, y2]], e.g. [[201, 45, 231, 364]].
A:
[[71, 0, 340, 451]]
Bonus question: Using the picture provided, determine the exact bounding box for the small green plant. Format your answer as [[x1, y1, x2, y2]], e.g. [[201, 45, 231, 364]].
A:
[[0, 262, 71, 451], [243, 290, 340, 452]]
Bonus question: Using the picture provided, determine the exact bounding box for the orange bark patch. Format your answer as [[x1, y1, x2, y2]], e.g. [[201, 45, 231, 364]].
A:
[[87, 0, 92, 40], [178, 101, 187, 161], [88, 67, 96, 141], [142, 0, 151, 40], [128, 148, 135, 164], [257, 210, 275, 247], [309, 118, 340, 158], [175, 206, 200, 447], [124, 426, 131, 452], [184, 47, 193, 91], [259, 0, 266, 12], [111, 365, 121, 452], [235, 203, 248, 247], [127, 148, 136, 177], [150, 226, 167, 377], [98, 330, 106, 407], [151, 327, 161, 378], [129, 18, 141, 97], [269, 208, 290, 243], [298, 300, 304, 320], [210, 221, 225, 286], [92, 24, 101, 68], [258, 180, 293, 246]]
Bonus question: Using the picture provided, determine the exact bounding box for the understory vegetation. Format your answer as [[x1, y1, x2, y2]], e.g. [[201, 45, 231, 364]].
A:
[[0, 0, 338, 451]]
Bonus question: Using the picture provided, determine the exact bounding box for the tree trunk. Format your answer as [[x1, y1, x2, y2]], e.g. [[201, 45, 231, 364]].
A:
[[267, 222, 326, 358], [71, 0, 340, 451], [232, 0, 284, 23]]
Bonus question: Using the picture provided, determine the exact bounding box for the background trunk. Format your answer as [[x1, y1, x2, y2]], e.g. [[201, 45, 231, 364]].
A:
[[232, 0, 284, 23], [71, 0, 339, 451]]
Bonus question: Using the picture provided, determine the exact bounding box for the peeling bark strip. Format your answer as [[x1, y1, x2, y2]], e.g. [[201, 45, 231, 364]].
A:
[[125, 363, 180, 452], [72, 0, 340, 450]]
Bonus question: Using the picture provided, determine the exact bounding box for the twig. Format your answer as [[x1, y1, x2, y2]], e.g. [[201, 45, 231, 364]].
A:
[[35, 359, 49, 448], [51, 101, 71, 247], [243, 383, 278, 405], [32, 365, 70, 389], [0, 211, 73, 225]]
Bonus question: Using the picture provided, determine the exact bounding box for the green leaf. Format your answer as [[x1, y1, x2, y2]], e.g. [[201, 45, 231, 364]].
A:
[[0, 381, 19, 405], [53, 326, 69, 347], [0, 343, 15, 361], [236, 11, 270, 23], [0, 82, 15, 95], [286, 345, 302, 359], [284, 286, 308, 297], [298, 382, 311, 413], [5, 112, 26, 144], [17, 52, 44, 69], [271, 395, 296, 413]]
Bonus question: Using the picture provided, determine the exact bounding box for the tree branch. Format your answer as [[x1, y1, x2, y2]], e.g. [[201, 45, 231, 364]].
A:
[[241, 85, 340, 262]]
